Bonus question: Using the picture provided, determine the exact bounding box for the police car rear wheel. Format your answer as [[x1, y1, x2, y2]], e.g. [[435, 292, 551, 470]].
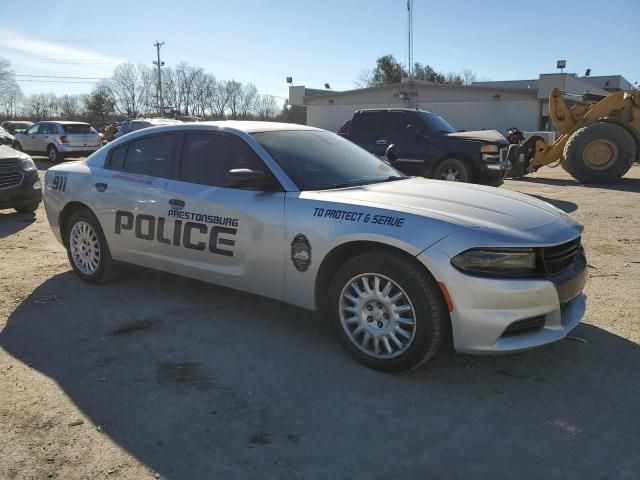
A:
[[329, 250, 448, 372], [66, 210, 114, 283]]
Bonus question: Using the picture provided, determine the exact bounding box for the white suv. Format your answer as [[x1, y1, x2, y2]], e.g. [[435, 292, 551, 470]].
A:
[[13, 121, 101, 163]]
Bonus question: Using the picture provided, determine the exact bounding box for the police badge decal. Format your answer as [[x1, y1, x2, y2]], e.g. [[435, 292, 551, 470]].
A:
[[291, 234, 311, 272]]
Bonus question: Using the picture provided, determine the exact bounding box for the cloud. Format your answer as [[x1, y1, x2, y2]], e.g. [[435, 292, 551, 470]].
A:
[[0, 29, 123, 76]]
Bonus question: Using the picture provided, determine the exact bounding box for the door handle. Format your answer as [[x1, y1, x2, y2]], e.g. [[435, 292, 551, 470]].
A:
[[169, 198, 185, 208], [376, 139, 388, 145], [95, 182, 108, 192]]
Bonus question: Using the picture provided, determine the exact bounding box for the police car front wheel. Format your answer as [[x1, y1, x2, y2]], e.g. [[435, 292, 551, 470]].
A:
[[66, 210, 115, 283], [329, 250, 448, 372]]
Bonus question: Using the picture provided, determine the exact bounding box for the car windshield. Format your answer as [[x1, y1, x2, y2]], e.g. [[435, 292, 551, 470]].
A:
[[63, 124, 95, 134], [253, 130, 405, 191], [419, 112, 456, 134]]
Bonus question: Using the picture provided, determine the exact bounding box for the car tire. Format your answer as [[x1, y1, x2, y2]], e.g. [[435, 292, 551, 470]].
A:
[[65, 210, 115, 284], [15, 202, 40, 214], [432, 158, 472, 182], [562, 122, 635, 184], [328, 250, 448, 372], [48, 144, 63, 164]]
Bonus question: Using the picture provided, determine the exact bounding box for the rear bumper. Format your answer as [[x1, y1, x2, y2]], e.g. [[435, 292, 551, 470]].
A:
[[0, 170, 42, 209], [58, 145, 100, 156]]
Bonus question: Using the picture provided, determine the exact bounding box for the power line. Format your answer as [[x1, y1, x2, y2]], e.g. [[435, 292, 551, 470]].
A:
[[4, 58, 119, 65], [15, 74, 108, 80], [15, 79, 99, 84], [166, 42, 354, 86]]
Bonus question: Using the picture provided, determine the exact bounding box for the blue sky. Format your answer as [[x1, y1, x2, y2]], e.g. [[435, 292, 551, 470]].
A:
[[2, 0, 638, 100]]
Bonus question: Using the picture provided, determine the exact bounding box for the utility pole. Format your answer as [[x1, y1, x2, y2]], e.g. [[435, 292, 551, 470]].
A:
[[153, 41, 165, 116]]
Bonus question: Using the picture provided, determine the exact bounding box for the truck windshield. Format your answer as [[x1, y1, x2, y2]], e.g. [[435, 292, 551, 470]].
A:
[[419, 112, 456, 134], [253, 130, 405, 191]]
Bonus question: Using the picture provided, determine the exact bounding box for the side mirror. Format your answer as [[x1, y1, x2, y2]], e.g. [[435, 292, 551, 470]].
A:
[[386, 144, 398, 162], [226, 168, 272, 189], [406, 124, 420, 135]]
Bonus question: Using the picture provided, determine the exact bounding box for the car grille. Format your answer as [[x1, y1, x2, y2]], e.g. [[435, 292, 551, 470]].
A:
[[0, 158, 19, 169], [541, 237, 582, 276], [501, 315, 546, 336], [0, 171, 24, 190]]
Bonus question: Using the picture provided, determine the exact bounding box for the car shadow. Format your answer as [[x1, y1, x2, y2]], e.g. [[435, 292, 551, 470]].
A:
[[514, 175, 640, 193], [0, 210, 37, 238], [1, 270, 639, 479], [528, 194, 578, 213]]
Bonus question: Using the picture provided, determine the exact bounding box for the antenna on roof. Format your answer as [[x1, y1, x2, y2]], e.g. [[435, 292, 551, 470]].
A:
[[407, 0, 413, 80]]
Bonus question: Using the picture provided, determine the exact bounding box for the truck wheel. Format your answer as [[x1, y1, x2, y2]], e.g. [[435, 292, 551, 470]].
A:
[[48, 144, 63, 163], [328, 250, 448, 372], [15, 202, 40, 214], [563, 122, 635, 184], [65, 210, 115, 283], [432, 158, 471, 182]]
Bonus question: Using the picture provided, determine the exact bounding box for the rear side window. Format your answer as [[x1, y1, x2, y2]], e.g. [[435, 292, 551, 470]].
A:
[[63, 124, 94, 134], [179, 133, 265, 187], [349, 112, 384, 136], [112, 134, 177, 178], [108, 144, 127, 170]]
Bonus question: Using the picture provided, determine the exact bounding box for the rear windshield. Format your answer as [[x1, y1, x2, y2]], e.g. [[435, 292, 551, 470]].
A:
[[62, 124, 95, 134]]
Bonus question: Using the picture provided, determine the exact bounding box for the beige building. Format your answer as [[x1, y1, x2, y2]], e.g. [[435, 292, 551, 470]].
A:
[[290, 73, 621, 134]]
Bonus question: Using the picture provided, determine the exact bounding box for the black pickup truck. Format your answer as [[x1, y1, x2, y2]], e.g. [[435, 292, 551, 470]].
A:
[[339, 109, 509, 185]]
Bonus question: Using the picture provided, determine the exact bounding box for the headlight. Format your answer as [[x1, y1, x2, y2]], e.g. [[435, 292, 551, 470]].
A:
[[480, 144, 499, 154], [20, 156, 37, 172], [451, 248, 536, 276]]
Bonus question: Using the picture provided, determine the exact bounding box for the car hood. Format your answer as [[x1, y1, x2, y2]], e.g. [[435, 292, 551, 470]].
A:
[[445, 129, 508, 144], [314, 177, 571, 232], [0, 145, 19, 161]]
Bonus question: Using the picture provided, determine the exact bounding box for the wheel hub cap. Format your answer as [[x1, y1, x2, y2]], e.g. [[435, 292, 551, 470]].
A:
[[583, 139, 618, 170], [69, 221, 101, 275], [339, 274, 416, 359], [442, 167, 460, 181]]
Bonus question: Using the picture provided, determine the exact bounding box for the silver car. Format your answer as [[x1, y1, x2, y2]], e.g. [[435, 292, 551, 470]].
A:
[[43, 122, 587, 372], [13, 121, 101, 163]]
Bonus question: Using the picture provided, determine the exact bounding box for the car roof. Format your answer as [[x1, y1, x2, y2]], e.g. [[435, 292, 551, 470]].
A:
[[121, 121, 322, 135], [191, 121, 321, 133], [47, 121, 91, 125]]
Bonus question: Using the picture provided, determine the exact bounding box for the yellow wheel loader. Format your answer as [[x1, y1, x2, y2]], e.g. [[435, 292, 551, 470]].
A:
[[509, 88, 640, 183]]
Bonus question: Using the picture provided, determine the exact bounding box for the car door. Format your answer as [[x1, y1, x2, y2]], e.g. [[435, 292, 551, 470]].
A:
[[20, 124, 40, 151], [377, 112, 427, 175], [348, 112, 384, 155], [33, 123, 54, 153], [163, 131, 286, 300], [91, 132, 178, 270]]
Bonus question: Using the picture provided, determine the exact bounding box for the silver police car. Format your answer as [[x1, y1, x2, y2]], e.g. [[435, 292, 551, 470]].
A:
[[43, 122, 587, 372]]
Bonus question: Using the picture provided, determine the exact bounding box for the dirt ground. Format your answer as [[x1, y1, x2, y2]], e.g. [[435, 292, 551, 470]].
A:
[[1, 160, 639, 480]]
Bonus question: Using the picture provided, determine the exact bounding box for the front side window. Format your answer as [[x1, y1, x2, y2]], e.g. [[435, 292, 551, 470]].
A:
[[119, 134, 177, 178], [36, 124, 50, 134], [179, 133, 265, 187], [25, 125, 39, 135], [253, 130, 403, 191], [383, 112, 413, 138]]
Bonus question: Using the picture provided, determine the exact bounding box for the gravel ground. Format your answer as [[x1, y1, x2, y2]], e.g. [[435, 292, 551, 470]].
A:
[[1, 160, 639, 480]]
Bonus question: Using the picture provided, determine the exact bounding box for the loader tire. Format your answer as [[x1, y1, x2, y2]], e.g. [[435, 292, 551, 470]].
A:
[[562, 122, 635, 184]]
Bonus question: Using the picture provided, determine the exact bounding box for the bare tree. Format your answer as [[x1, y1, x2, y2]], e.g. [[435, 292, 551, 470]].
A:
[[254, 94, 279, 120], [461, 69, 477, 86], [239, 83, 258, 119], [58, 94, 81, 119]]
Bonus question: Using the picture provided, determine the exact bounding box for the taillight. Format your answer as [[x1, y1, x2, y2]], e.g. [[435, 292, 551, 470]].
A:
[[59, 135, 68, 144]]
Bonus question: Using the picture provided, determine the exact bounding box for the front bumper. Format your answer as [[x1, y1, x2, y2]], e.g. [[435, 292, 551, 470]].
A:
[[417, 247, 587, 354], [0, 170, 42, 209]]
